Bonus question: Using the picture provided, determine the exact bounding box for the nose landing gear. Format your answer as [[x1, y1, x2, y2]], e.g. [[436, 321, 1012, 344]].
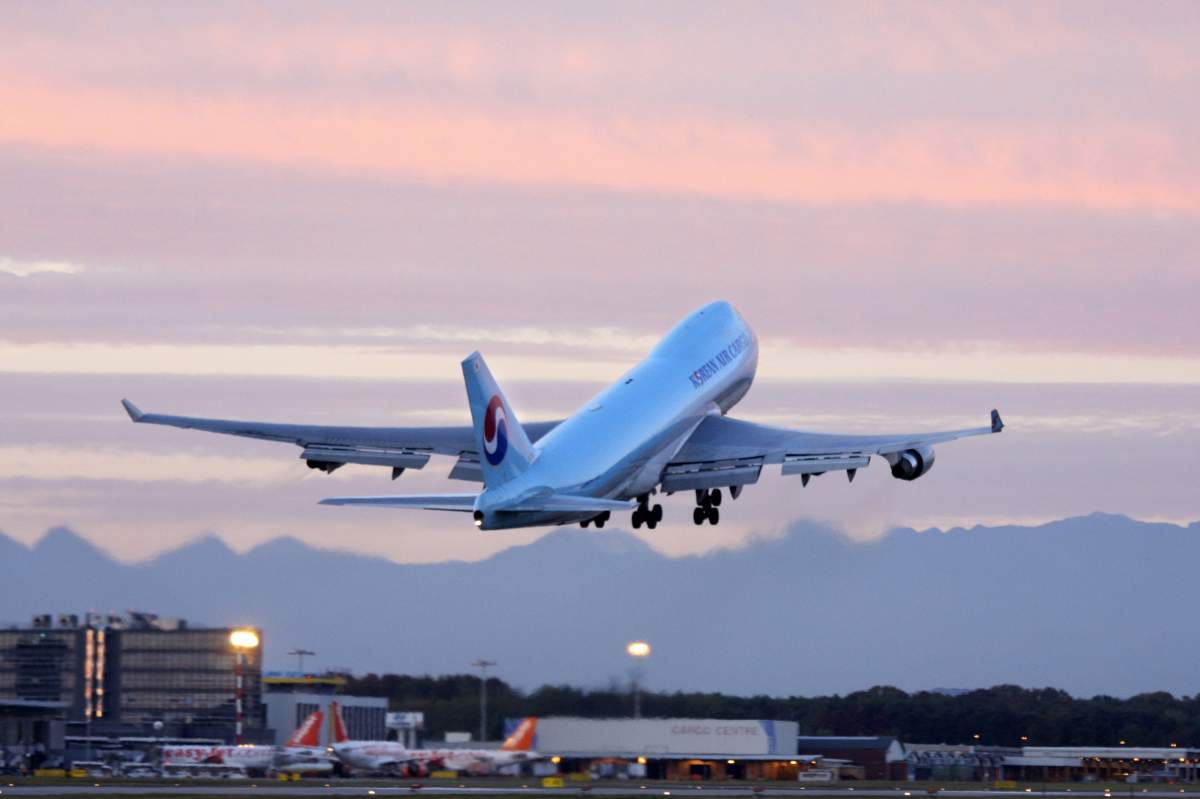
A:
[[692, 488, 723, 525]]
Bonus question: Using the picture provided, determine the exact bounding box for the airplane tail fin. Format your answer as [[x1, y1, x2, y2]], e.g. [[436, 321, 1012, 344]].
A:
[[462, 352, 535, 487], [286, 709, 324, 748], [330, 700, 349, 744], [500, 717, 538, 751]]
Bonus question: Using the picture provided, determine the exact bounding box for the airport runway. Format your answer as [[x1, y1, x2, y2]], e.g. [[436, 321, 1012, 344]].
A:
[[2, 787, 1196, 798]]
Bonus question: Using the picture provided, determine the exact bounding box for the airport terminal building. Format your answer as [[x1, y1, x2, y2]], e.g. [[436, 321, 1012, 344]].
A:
[[0, 612, 266, 743], [263, 672, 387, 746]]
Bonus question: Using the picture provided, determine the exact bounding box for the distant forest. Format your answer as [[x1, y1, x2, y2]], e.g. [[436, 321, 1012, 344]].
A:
[[341, 676, 1200, 747]]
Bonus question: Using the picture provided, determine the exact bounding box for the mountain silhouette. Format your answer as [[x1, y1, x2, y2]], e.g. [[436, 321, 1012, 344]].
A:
[[0, 514, 1196, 698]]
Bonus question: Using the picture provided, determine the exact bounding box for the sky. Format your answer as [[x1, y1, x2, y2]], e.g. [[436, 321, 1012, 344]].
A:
[[1, 1, 1198, 566]]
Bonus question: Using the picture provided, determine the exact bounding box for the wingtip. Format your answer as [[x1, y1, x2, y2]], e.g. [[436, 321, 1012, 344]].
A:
[[990, 408, 1004, 433], [121, 398, 145, 422]]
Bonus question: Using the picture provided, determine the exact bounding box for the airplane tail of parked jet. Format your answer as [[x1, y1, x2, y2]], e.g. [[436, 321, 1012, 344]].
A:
[[286, 709, 324, 748], [500, 717, 538, 751], [462, 351, 536, 487], [330, 700, 349, 745]]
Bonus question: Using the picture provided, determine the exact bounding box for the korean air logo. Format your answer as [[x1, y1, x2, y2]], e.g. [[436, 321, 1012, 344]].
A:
[[483, 394, 508, 466]]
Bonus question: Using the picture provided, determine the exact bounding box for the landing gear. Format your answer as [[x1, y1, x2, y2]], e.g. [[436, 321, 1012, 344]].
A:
[[631, 496, 662, 529], [693, 489, 723, 525], [580, 511, 610, 529]]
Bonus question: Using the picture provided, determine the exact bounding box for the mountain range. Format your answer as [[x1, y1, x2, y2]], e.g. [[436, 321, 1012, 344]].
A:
[[1, 513, 1196, 698]]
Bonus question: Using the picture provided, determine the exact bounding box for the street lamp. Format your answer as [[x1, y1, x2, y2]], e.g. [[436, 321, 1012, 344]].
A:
[[471, 659, 497, 742], [230, 629, 260, 745], [626, 641, 651, 718]]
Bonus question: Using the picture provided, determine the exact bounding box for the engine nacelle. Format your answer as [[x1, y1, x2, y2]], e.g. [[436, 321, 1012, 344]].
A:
[[890, 446, 935, 481]]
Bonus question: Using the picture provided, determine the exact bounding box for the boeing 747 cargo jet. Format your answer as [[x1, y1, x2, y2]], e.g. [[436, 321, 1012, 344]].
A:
[[122, 301, 1002, 530]]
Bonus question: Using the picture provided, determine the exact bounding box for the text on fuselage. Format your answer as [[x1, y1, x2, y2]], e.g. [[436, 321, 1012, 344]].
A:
[[689, 332, 751, 389]]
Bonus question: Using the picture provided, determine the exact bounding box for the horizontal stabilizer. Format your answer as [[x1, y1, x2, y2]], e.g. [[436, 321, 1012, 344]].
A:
[[506, 494, 634, 512], [319, 493, 478, 512]]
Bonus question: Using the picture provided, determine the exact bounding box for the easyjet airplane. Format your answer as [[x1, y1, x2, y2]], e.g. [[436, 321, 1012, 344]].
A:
[[161, 707, 342, 774], [332, 714, 540, 775], [123, 301, 1002, 530], [275, 703, 345, 774]]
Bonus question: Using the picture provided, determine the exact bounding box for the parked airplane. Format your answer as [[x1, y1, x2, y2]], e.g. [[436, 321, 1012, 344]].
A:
[[160, 742, 275, 772], [122, 301, 1002, 530], [332, 714, 540, 775], [275, 703, 344, 774]]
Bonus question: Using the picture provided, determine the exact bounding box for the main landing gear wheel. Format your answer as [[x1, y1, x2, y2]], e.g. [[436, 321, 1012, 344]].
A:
[[694, 488, 723, 525], [581, 511, 610, 529], [632, 498, 662, 529]]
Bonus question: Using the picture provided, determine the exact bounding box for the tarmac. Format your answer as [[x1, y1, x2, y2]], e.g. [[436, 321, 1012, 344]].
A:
[[2, 787, 1196, 798]]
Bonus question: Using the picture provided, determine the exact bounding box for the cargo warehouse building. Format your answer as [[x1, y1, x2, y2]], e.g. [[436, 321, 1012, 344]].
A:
[[515, 717, 807, 780]]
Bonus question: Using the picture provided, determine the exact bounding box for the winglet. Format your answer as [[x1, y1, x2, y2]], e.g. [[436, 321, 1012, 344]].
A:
[[991, 409, 1004, 433], [121, 399, 145, 422]]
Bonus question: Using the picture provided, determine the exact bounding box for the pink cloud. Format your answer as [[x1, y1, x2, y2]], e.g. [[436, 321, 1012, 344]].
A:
[[1, 79, 1195, 213]]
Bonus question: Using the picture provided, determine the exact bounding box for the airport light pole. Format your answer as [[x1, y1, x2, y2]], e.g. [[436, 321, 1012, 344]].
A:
[[230, 629, 260, 745], [472, 659, 497, 742], [626, 641, 651, 719], [288, 648, 315, 672]]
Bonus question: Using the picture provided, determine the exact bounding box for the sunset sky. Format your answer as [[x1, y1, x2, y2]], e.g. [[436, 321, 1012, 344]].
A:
[[2, 1, 1198, 564]]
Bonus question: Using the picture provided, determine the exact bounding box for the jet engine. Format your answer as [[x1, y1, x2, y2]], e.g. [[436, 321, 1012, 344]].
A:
[[889, 446, 935, 481]]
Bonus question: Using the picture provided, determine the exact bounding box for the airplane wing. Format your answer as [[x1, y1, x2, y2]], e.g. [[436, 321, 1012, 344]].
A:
[[120, 399, 559, 481], [661, 410, 1003, 491]]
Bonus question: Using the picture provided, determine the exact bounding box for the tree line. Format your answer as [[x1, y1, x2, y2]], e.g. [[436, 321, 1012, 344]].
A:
[[340, 675, 1200, 747]]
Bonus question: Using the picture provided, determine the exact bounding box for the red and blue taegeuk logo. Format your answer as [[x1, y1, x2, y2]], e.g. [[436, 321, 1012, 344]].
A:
[[483, 395, 508, 465]]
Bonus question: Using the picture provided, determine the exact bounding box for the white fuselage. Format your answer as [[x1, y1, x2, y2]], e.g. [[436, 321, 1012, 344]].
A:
[[477, 301, 758, 528], [332, 741, 535, 774], [161, 744, 276, 771], [277, 744, 337, 773]]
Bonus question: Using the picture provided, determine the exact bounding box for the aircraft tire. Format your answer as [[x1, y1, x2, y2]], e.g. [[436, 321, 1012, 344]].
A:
[[595, 516, 606, 528], [693, 507, 705, 525], [632, 512, 643, 529], [709, 507, 720, 525], [710, 488, 722, 507], [652, 504, 663, 523]]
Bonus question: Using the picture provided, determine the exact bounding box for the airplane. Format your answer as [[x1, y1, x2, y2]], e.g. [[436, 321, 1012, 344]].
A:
[[161, 705, 342, 775], [332, 714, 540, 775], [122, 301, 1003, 530], [160, 742, 276, 772], [275, 704, 344, 775]]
